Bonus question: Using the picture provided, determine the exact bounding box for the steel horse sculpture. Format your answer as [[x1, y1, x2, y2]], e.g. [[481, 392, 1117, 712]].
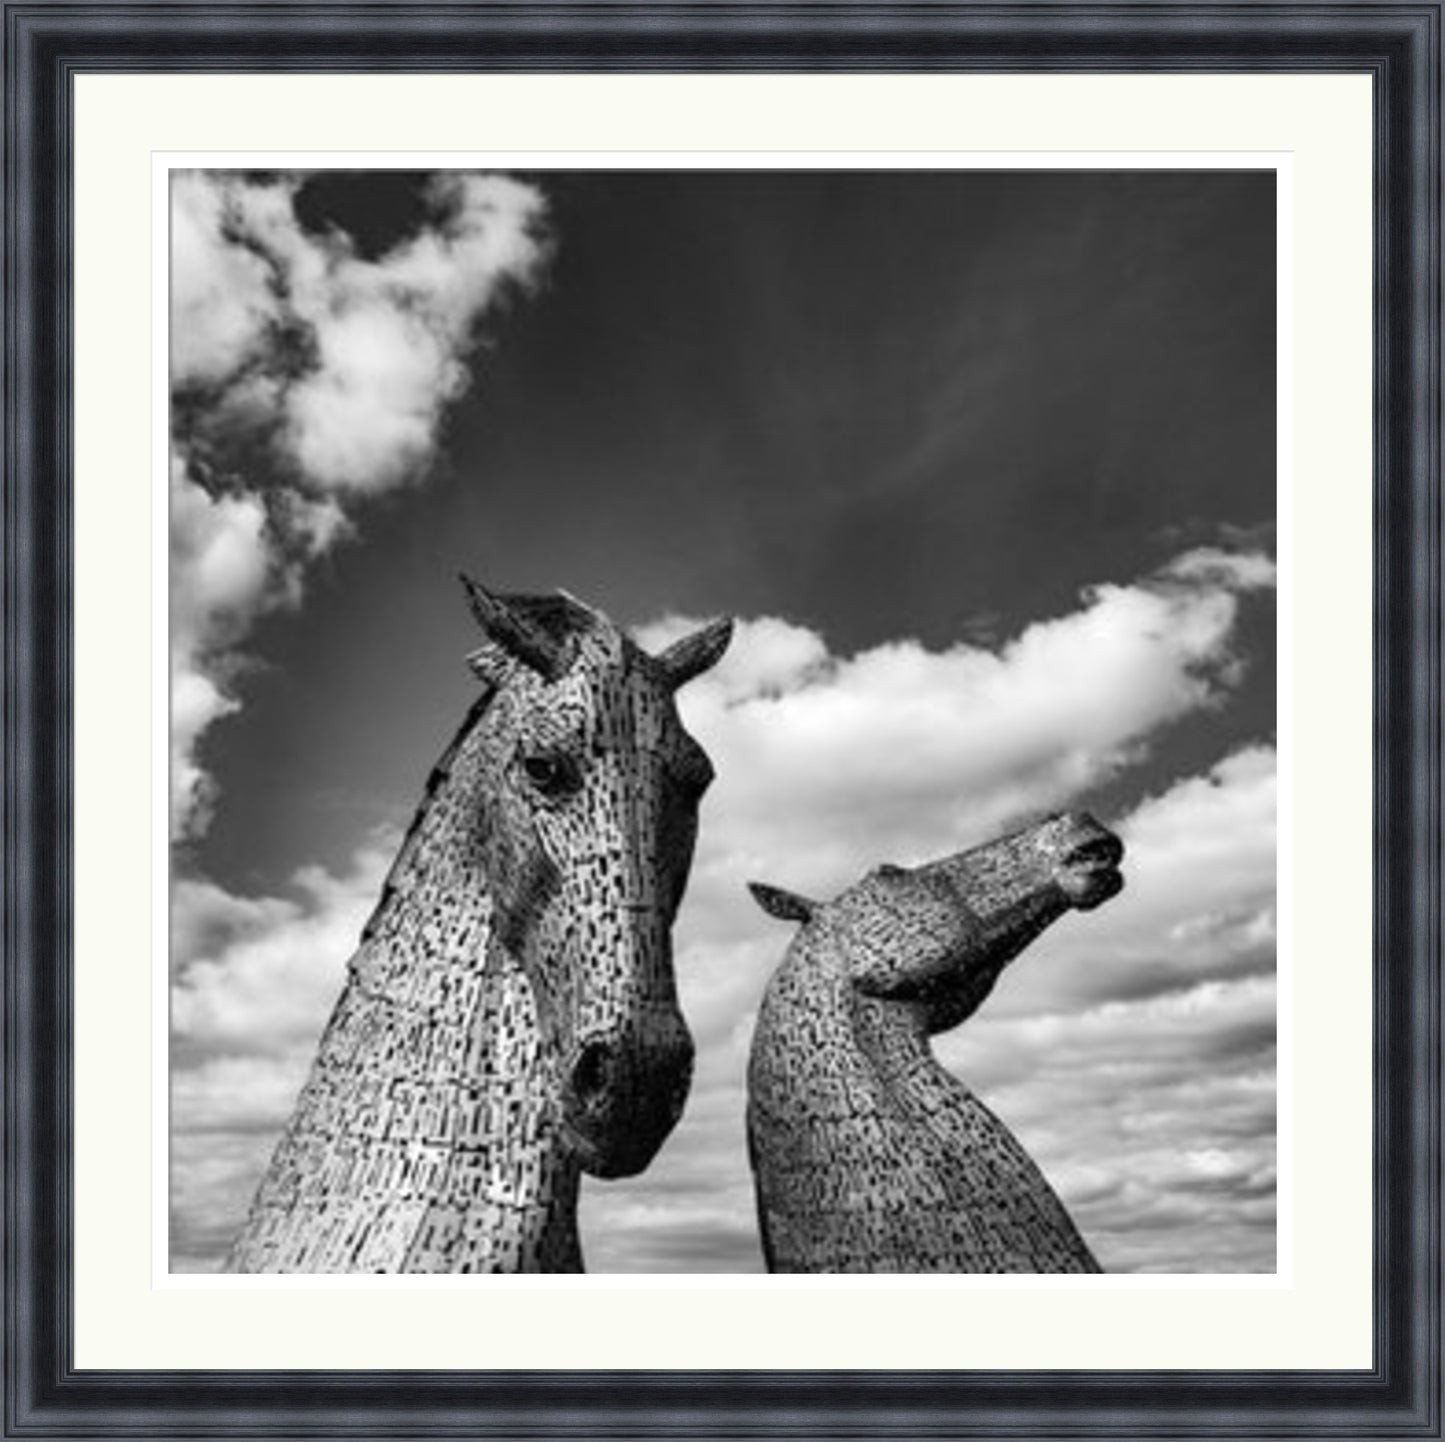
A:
[[226, 579, 732, 1272], [746, 812, 1124, 1273]]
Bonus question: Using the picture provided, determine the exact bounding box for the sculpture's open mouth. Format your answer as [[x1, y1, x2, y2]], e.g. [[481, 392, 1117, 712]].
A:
[[1058, 832, 1125, 910]]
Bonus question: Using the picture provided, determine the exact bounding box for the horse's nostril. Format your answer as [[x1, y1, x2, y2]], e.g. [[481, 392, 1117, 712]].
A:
[[571, 1041, 612, 1104], [1063, 834, 1123, 868]]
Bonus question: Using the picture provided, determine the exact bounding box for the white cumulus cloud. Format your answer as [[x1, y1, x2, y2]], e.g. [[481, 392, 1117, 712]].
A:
[[637, 546, 1275, 901], [170, 834, 398, 1269]]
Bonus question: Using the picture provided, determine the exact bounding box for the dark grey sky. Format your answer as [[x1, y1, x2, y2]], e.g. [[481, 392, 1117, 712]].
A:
[[194, 170, 1275, 896]]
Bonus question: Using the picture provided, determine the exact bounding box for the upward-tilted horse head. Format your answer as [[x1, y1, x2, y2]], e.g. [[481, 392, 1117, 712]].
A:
[[750, 811, 1124, 1039], [745, 813, 1124, 1273], [225, 578, 731, 1272], [459, 577, 731, 1177]]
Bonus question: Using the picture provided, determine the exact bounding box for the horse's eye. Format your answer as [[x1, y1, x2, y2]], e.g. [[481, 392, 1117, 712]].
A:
[[520, 752, 578, 798]]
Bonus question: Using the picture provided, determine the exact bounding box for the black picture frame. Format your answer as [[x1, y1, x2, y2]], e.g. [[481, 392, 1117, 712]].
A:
[[4, 5, 1439, 1437]]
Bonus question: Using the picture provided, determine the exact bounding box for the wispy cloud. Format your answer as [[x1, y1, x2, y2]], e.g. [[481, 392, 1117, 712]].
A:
[[169, 171, 547, 837]]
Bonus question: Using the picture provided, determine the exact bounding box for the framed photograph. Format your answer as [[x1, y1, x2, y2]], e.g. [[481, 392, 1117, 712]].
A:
[[5, 5, 1439, 1438]]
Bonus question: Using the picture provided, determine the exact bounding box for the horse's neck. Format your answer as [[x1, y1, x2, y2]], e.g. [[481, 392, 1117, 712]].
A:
[[872, 1026, 1100, 1271], [750, 938, 930, 1116], [228, 710, 583, 1274], [349, 873, 582, 1272], [750, 939, 1097, 1272]]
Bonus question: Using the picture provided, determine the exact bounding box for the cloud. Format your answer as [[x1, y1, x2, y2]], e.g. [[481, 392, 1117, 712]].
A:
[[170, 833, 398, 1269], [637, 545, 1275, 902], [171, 837, 397, 1063], [169, 170, 547, 838], [172, 171, 545, 494], [1160, 546, 1277, 590], [943, 975, 1277, 1272], [170, 548, 1275, 1273], [170, 173, 279, 387]]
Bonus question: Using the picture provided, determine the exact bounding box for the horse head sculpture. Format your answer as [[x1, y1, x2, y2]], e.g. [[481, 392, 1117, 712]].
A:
[[746, 812, 1124, 1273], [225, 578, 731, 1272], [458, 578, 731, 1178]]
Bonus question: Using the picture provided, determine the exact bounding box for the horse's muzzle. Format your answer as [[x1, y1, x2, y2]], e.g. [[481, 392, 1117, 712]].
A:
[[1045, 812, 1126, 910], [561, 1018, 694, 1178]]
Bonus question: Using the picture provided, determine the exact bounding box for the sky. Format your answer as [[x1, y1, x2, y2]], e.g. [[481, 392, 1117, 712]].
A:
[[169, 168, 1277, 1273]]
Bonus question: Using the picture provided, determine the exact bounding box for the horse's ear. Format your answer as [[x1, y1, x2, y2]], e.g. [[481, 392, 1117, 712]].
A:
[[656, 617, 733, 691], [748, 882, 817, 924], [460, 573, 566, 681]]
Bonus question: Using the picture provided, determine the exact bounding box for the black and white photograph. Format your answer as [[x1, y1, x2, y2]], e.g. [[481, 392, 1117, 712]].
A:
[[168, 167, 1278, 1275]]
